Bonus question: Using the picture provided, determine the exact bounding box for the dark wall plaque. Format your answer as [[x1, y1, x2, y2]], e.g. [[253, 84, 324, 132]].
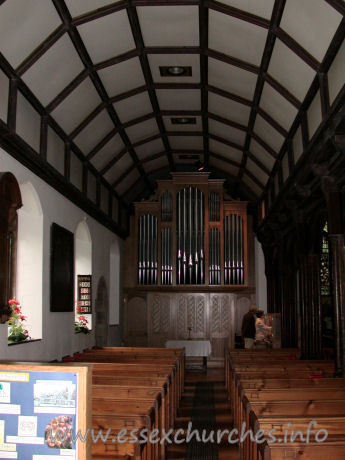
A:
[[77, 275, 92, 314], [50, 223, 74, 312]]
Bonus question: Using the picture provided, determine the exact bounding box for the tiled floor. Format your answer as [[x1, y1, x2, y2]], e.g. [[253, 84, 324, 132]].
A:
[[166, 369, 240, 459]]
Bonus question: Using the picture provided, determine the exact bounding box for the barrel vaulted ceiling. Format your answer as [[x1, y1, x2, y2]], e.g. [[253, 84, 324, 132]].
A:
[[0, 0, 344, 211]]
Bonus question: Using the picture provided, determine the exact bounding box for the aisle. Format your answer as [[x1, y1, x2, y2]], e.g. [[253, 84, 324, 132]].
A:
[[167, 369, 239, 460]]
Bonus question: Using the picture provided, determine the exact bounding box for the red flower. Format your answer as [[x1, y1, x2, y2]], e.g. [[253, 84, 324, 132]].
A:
[[8, 298, 20, 305], [19, 315, 26, 321], [8, 318, 13, 324], [24, 330, 28, 334], [76, 306, 82, 313], [14, 307, 21, 314]]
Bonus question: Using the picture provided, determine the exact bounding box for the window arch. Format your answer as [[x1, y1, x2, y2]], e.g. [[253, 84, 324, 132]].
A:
[[75, 220, 92, 330], [0, 172, 22, 322], [16, 182, 43, 339]]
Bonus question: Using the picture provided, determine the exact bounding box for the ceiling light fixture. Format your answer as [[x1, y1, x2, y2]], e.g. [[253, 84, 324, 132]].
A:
[[171, 117, 196, 125], [159, 66, 192, 77]]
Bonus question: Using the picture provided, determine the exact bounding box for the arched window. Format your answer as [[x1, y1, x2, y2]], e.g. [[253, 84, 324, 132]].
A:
[[0, 172, 22, 322], [75, 220, 92, 330], [16, 182, 43, 339]]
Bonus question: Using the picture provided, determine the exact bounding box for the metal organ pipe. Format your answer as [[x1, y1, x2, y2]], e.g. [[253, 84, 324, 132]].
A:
[[138, 214, 158, 285], [177, 187, 204, 284], [224, 214, 244, 285]]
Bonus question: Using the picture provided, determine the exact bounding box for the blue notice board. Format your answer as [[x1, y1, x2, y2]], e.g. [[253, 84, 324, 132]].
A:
[[0, 369, 79, 459]]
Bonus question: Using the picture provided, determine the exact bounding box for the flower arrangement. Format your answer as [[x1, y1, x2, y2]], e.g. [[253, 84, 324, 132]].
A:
[[75, 301, 90, 334], [8, 299, 30, 343]]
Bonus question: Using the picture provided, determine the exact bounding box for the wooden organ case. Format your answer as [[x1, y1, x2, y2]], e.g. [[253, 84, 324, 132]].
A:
[[124, 173, 254, 363]]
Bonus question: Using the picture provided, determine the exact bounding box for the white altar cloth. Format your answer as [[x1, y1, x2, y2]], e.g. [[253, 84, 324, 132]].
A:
[[165, 340, 212, 357]]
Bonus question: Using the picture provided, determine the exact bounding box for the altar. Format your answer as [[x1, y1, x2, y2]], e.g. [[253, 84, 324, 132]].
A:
[[165, 339, 212, 371]]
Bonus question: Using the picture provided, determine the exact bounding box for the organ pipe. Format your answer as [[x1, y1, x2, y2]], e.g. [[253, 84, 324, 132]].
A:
[[138, 214, 158, 285], [161, 227, 172, 285], [177, 187, 204, 284], [224, 214, 244, 285]]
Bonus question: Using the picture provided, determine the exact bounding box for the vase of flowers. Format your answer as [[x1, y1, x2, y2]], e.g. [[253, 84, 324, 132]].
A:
[[8, 299, 30, 343], [75, 301, 90, 334]]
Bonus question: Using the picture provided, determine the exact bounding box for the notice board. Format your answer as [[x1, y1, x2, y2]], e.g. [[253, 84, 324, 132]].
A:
[[0, 363, 91, 460]]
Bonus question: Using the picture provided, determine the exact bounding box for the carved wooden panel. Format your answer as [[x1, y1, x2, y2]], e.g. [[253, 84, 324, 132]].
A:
[[147, 293, 171, 347]]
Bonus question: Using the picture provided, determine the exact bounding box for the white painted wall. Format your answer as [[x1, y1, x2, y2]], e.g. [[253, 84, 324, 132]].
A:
[[255, 237, 267, 312], [0, 147, 123, 361]]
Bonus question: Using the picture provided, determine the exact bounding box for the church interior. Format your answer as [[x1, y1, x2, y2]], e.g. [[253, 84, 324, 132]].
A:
[[0, 0, 345, 459]]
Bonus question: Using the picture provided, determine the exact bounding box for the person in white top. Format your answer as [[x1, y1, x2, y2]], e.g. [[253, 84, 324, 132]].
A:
[[255, 310, 272, 345]]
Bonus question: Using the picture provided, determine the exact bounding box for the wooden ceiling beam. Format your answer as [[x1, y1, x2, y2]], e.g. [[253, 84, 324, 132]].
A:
[[275, 27, 320, 71], [209, 151, 241, 168], [247, 151, 271, 176], [207, 112, 247, 132], [207, 84, 252, 106], [16, 24, 66, 76], [238, 0, 286, 181], [206, 0, 270, 29], [243, 168, 265, 189], [200, 0, 209, 169], [45, 69, 89, 113], [264, 73, 301, 109], [112, 163, 136, 188], [256, 107, 289, 137], [51, 0, 153, 195], [100, 148, 128, 175], [206, 48, 259, 74], [71, 0, 127, 26], [324, 0, 345, 17], [126, 2, 175, 170], [208, 133, 244, 152], [94, 49, 140, 71], [87, 128, 118, 160], [250, 132, 278, 158]]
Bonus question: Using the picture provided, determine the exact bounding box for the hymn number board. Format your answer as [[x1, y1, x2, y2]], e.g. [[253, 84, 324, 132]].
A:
[[77, 275, 92, 314]]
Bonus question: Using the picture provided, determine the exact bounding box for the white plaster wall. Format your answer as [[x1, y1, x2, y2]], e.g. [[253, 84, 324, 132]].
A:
[[255, 237, 267, 312], [0, 147, 123, 361]]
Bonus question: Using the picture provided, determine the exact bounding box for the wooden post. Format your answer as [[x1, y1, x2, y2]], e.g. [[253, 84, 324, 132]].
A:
[[329, 234, 345, 376]]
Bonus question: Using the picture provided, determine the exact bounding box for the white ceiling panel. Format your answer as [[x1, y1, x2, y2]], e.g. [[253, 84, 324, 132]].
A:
[[156, 89, 201, 111], [249, 139, 275, 170], [328, 39, 345, 104], [114, 92, 153, 124], [77, 10, 135, 62], [169, 136, 203, 150], [149, 54, 200, 83], [163, 116, 202, 132], [125, 118, 159, 143], [208, 58, 257, 99], [268, 39, 316, 102], [98, 58, 145, 97], [104, 152, 133, 184], [22, 35, 84, 106], [135, 138, 165, 161], [209, 93, 251, 125], [246, 158, 269, 185], [210, 156, 239, 177], [218, 0, 275, 19], [0, 0, 62, 68], [242, 173, 262, 196], [308, 90, 322, 138], [90, 134, 125, 171], [115, 168, 140, 195], [65, 0, 119, 17], [51, 77, 101, 133], [260, 83, 298, 131], [209, 119, 246, 146], [74, 110, 114, 154], [143, 156, 169, 173], [254, 115, 285, 153], [209, 139, 243, 164], [209, 10, 268, 66], [280, 0, 342, 62], [137, 6, 199, 46]]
